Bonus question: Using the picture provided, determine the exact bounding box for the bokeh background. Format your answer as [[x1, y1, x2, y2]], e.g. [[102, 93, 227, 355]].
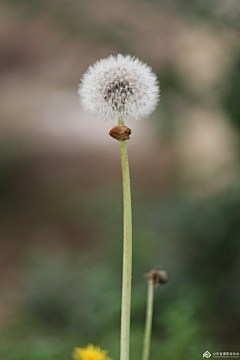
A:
[[1, 1, 240, 359]]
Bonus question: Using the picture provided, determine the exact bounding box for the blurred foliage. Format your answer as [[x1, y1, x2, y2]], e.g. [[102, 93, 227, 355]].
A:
[[1, 181, 240, 359], [225, 58, 240, 131], [3, 0, 240, 28]]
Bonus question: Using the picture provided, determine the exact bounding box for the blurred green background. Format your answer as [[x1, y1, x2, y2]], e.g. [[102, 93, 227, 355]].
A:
[[1, 0, 240, 359]]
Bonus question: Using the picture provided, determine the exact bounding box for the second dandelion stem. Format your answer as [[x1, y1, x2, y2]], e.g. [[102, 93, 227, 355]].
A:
[[120, 139, 132, 360], [142, 277, 154, 360]]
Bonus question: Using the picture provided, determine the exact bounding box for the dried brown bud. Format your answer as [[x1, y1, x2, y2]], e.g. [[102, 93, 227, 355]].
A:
[[109, 125, 131, 141], [145, 269, 169, 288]]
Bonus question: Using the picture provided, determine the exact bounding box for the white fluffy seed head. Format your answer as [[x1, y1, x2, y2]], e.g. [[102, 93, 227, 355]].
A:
[[78, 54, 160, 120]]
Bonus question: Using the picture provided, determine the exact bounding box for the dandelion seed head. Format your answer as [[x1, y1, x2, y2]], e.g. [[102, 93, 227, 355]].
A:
[[78, 54, 160, 120]]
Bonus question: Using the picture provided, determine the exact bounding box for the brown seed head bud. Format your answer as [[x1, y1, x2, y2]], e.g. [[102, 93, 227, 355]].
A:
[[145, 269, 169, 288], [109, 125, 131, 141]]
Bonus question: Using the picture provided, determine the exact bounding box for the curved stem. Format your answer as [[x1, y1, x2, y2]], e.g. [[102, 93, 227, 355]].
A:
[[119, 134, 132, 360], [142, 278, 154, 360]]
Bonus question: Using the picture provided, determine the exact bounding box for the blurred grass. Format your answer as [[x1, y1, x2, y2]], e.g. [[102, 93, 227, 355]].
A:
[[1, 178, 240, 358]]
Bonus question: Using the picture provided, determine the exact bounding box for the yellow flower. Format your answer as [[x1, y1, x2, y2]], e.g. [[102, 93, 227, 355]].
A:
[[73, 344, 111, 360]]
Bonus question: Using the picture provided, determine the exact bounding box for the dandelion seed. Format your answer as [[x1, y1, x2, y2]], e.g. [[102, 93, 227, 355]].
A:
[[78, 54, 160, 120], [73, 344, 111, 360]]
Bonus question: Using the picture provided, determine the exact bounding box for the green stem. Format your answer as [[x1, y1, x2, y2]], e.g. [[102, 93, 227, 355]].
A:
[[142, 278, 154, 360], [119, 120, 132, 360]]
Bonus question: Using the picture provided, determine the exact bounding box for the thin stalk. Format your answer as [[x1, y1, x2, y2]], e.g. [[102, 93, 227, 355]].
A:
[[142, 278, 154, 360], [119, 118, 132, 360]]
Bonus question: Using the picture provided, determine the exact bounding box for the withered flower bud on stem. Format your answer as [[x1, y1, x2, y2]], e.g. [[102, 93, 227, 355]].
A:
[[109, 125, 131, 141], [145, 269, 169, 288]]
